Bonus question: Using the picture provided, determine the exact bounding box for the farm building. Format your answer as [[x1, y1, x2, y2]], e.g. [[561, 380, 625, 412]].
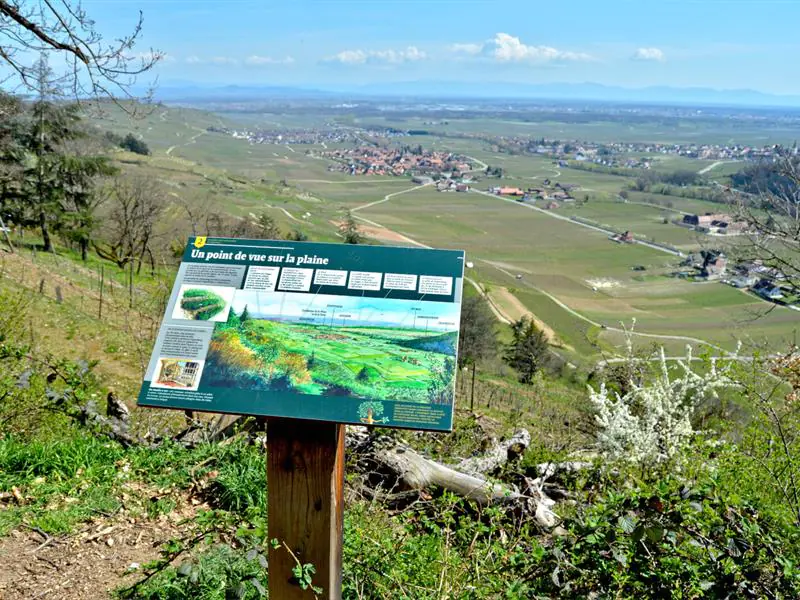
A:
[[496, 187, 525, 196], [729, 275, 758, 289], [753, 279, 784, 301], [700, 251, 728, 280]]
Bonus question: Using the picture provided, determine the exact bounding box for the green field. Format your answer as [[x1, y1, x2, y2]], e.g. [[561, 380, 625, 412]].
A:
[[204, 318, 457, 404], [93, 104, 799, 358]]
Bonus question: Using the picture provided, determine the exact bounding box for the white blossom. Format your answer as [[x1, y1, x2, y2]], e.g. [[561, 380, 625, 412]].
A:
[[589, 333, 738, 466]]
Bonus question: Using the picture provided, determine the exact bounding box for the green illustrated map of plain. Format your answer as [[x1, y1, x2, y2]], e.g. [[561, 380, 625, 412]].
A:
[[204, 312, 457, 404], [180, 289, 226, 320]]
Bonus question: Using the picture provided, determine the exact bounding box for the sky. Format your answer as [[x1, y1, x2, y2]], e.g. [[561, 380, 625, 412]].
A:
[[81, 0, 800, 95], [231, 292, 460, 331]]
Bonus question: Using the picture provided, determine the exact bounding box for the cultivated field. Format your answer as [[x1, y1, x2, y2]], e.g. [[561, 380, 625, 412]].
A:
[[92, 104, 800, 360]]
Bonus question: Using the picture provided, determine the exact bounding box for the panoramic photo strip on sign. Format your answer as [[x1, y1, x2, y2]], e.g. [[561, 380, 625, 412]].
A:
[[137, 237, 465, 431]]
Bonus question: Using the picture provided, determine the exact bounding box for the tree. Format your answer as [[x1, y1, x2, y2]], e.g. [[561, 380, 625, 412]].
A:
[[458, 295, 498, 368], [94, 176, 165, 272], [0, 92, 23, 246], [0, 0, 161, 104], [239, 305, 250, 324], [504, 317, 550, 384], [11, 56, 114, 255], [286, 228, 308, 242], [256, 213, 281, 240], [589, 344, 735, 467], [358, 401, 386, 425], [428, 357, 456, 404], [340, 211, 362, 244], [458, 294, 499, 409], [730, 155, 800, 292], [119, 133, 150, 156]]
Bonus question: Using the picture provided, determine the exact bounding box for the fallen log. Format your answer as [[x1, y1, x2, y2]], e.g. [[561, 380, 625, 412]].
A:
[[456, 429, 531, 477], [352, 432, 558, 528]]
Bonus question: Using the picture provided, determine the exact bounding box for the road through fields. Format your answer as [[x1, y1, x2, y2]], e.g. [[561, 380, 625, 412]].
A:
[[469, 189, 683, 257], [352, 187, 734, 356]]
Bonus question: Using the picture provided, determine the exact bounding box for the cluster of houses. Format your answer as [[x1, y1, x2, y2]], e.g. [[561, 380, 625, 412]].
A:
[[474, 132, 796, 169], [679, 212, 748, 235], [210, 126, 383, 146], [677, 252, 790, 302], [727, 260, 789, 301], [488, 181, 580, 208], [319, 147, 474, 178]]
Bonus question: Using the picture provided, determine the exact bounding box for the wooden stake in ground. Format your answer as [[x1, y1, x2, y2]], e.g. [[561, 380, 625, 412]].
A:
[[267, 418, 345, 600], [99, 264, 104, 319], [0, 214, 14, 253]]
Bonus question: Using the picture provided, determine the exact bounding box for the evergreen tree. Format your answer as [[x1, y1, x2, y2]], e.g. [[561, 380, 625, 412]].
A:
[[256, 213, 281, 239], [239, 305, 250, 323], [504, 317, 550, 384], [120, 133, 150, 155], [340, 211, 362, 244], [16, 56, 114, 256]]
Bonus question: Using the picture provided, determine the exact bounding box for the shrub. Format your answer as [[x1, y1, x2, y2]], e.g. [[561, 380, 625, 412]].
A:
[[589, 329, 736, 466]]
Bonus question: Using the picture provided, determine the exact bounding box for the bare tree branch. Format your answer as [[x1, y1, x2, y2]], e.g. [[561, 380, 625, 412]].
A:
[[0, 0, 161, 111]]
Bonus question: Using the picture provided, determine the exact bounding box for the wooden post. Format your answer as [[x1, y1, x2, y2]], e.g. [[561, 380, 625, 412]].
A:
[[470, 363, 476, 411], [267, 418, 345, 600], [99, 265, 104, 319], [0, 215, 14, 253], [128, 261, 134, 308]]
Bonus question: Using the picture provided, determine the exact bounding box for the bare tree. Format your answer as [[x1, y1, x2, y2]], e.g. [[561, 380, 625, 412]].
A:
[[94, 176, 165, 273], [730, 155, 800, 293], [0, 1, 161, 104]]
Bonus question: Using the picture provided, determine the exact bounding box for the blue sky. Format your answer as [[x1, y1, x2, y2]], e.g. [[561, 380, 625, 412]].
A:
[[85, 0, 800, 94]]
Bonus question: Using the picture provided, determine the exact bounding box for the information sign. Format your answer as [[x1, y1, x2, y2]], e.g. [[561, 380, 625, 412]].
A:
[[137, 237, 465, 431]]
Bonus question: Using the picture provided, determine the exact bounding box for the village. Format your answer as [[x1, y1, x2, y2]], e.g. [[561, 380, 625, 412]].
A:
[[317, 146, 478, 178], [467, 133, 798, 168], [208, 125, 410, 146]]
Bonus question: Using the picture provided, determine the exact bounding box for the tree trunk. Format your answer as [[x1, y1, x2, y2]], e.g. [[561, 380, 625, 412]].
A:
[[39, 210, 52, 252], [353, 432, 558, 527], [80, 238, 88, 261]]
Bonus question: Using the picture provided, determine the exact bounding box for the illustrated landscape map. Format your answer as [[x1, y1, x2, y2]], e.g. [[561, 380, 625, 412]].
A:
[[205, 292, 459, 411], [138, 238, 465, 431]]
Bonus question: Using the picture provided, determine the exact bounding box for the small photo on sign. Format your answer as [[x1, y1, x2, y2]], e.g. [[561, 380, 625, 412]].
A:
[[172, 285, 236, 323], [152, 358, 205, 391]]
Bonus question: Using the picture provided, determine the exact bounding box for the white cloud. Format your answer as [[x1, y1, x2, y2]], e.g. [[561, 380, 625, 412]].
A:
[[324, 46, 427, 65], [489, 33, 594, 62], [632, 47, 666, 62], [448, 43, 483, 56], [184, 56, 239, 65], [328, 49, 369, 65], [244, 55, 295, 66], [210, 56, 238, 65], [450, 33, 593, 63]]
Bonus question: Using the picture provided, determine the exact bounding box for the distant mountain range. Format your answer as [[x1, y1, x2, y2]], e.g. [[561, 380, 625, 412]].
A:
[[151, 81, 800, 109]]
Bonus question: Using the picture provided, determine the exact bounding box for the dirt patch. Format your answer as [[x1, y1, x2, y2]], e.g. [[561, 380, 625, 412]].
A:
[[329, 220, 422, 246], [487, 287, 563, 347], [0, 481, 213, 600], [0, 516, 184, 599]]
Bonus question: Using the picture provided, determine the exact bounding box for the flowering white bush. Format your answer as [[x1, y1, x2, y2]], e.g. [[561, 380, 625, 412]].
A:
[[589, 332, 737, 466]]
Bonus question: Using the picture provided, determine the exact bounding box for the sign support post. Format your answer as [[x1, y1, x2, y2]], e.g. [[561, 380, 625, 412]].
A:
[[138, 237, 465, 599], [267, 417, 345, 600]]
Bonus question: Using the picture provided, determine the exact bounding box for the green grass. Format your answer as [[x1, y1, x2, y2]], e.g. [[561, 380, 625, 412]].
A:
[[0, 430, 268, 536]]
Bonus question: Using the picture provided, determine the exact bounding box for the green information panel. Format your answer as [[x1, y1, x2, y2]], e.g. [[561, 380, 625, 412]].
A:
[[137, 237, 465, 431]]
